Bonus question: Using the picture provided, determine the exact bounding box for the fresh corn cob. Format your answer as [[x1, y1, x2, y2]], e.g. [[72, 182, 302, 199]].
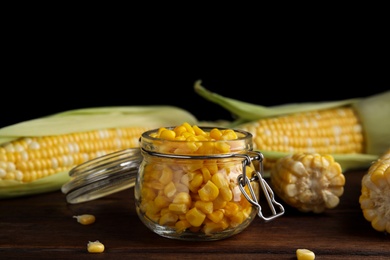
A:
[[359, 149, 390, 233], [0, 106, 198, 198], [237, 107, 363, 170], [194, 80, 390, 173], [270, 152, 345, 213]]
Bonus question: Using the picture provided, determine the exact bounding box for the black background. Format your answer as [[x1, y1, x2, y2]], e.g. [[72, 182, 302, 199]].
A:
[[2, 17, 389, 128]]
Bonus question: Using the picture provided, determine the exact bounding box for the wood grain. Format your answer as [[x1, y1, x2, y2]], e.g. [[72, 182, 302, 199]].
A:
[[1, 170, 389, 259]]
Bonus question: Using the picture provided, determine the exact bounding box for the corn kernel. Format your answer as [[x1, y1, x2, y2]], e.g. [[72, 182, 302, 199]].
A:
[[168, 203, 189, 214], [154, 195, 170, 209], [224, 201, 239, 217], [175, 219, 192, 233], [209, 128, 222, 140], [200, 167, 212, 183], [186, 207, 206, 227], [73, 214, 96, 225], [220, 186, 233, 201], [87, 240, 105, 253], [159, 129, 176, 140], [159, 167, 173, 185], [207, 209, 224, 223], [172, 192, 192, 206], [229, 211, 245, 227], [194, 200, 213, 215], [163, 181, 177, 198], [212, 194, 228, 210], [159, 211, 179, 226], [203, 219, 228, 235], [198, 180, 219, 202], [211, 173, 228, 188], [189, 172, 204, 193], [182, 122, 195, 135], [296, 248, 315, 260]]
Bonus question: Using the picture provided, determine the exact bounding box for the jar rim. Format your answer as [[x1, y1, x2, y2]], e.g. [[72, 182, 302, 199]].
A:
[[141, 126, 253, 142]]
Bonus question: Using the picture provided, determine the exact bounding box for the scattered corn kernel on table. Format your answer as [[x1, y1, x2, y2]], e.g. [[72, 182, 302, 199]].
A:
[[1, 170, 389, 259]]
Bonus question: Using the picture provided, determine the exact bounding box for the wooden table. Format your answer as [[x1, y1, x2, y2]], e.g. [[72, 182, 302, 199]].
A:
[[1, 170, 389, 259]]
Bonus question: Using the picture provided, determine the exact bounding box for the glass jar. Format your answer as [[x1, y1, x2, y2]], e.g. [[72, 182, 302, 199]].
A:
[[134, 126, 284, 241], [62, 125, 284, 241]]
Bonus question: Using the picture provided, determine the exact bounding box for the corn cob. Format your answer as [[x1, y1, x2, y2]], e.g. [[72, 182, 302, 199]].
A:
[[270, 152, 345, 213], [194, 80, 390, 173], [0, 106, 198, 198], [359, 149, 390, 233]]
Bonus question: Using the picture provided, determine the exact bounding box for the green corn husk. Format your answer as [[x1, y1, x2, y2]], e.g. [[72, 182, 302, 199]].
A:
[[0, 106, 198, 199], [194, 80, 390, 172]]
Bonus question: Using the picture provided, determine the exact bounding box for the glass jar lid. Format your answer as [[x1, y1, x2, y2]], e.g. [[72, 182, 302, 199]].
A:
[[61, 148, 142, 204]]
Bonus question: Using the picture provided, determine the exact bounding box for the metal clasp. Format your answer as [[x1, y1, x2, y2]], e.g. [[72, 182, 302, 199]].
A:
[[237, 151, 285, 222]]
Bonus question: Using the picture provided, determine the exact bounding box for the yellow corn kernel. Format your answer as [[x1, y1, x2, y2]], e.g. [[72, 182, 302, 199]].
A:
[[189, 172, 204, 193], [209, 128, 223, 140], [141, 186, 157, 201], [220, 186, 233, 202], [215, 142, 231, 153], [154, 195, 170, 209], [207, 209, 224, 223], [143, 200, 161, 216], [193, 125, 207, 137], [270, 152, 345, 213], [175, 219, 192, 233], [173, 125, 187, 136], [159, 211, 179, 226], [194, 200, 213, 215], [359, 149, 390, 233], [159, 129, 176, 140], [221, 129, 238, 140], [186, 207, 206, 227], [172, 192, 192, 206], [196, 142, 216, 155], [200, 167, 212, 183], [182, 122, 196, 135], [198, 180, 219, 202], [206, 162, 219, 175], [159, 167, 173, 185], [223, 201, 239, 217], [211, 172, 228, 188], [203, 218, 229, 235], [212, 194, 228, 210], [168, 203, 189, 214], [230, 211, 246, 227], [163, 181, 177, 198], [87, 240, 105, 253], [73, 214, 96, 225], [296, 248, 315, 260]]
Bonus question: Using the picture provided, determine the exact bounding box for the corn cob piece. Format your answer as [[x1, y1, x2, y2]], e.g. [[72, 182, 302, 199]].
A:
[[359, 149, 390, 233], [270, 152, 345, 213], [0, 106, 198, 198], [194, 80, 390, 173]]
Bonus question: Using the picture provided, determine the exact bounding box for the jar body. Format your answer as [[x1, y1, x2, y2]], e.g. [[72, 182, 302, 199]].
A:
[[134, 126, 259, 241]]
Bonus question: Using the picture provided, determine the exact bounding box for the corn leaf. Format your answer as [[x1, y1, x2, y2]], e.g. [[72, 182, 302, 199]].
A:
[[352, 90, 390, 156], [194, 80, 360, 122]]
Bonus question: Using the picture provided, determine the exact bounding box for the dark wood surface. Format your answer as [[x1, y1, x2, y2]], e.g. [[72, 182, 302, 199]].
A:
[[1, 170, 389, 259]]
